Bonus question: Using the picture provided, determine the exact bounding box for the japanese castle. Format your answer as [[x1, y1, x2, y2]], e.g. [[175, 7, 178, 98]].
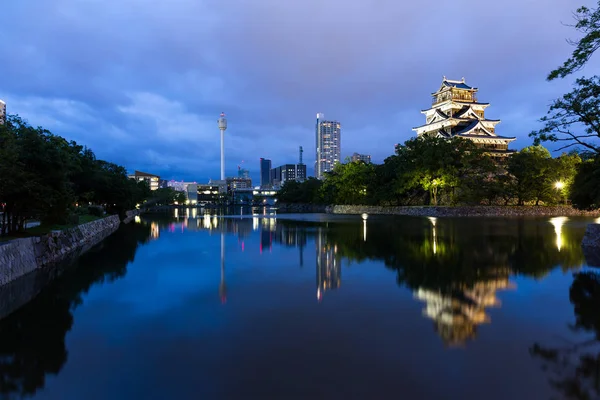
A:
[[413, 77, 515, 157]]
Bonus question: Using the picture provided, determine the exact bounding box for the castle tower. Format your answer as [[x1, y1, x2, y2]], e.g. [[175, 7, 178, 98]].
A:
[[412, 77, 515, 157]]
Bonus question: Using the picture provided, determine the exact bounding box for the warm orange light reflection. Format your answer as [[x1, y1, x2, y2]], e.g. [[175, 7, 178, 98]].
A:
[[549, 216, 568, 251]]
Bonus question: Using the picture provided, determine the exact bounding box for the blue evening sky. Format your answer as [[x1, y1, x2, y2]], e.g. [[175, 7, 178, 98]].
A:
[[1, 0, 599, 183]]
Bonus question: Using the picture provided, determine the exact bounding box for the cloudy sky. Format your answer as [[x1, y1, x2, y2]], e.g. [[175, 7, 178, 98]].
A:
[[1, 0, 598, 182]]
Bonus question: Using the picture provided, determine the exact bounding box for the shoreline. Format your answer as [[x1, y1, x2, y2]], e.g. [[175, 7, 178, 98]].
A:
[[325, 205, 600, 218], [0, 215, 121, 288]]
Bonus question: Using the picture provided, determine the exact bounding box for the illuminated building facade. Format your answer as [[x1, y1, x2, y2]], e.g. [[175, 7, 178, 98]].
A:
[[315, 113, 341, 179], [270, 164, 307, 188], [413, 77, 516, 157], [129, 170, 160, 190], [351, 153, 371, 164]]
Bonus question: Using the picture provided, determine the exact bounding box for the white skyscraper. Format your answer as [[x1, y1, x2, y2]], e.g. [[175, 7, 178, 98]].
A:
[[315, 113, 341, 180], [0, 100, 6, 125]]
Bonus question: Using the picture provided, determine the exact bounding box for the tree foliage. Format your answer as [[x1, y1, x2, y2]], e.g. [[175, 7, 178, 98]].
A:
[[0, 115, 151, 236], [548, 3, 600, 80]]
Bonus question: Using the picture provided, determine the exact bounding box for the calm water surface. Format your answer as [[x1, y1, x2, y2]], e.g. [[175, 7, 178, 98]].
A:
[[1, 212, 600, 400]]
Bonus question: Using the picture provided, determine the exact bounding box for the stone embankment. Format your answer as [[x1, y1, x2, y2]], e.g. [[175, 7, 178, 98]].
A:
[[326, 205, 600, 218], [0, 215, 120, 286], [277, 203, 328, 213]]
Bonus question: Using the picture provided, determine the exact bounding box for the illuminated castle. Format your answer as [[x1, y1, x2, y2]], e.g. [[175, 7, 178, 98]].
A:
[[413, 77, 516, 157]]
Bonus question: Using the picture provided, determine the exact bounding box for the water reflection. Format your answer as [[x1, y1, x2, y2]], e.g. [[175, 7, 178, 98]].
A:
[[550, 216, 568, 251], [0, 222, 152, 398], [316, 227, 341, 302], [532, 269, 600, 399]]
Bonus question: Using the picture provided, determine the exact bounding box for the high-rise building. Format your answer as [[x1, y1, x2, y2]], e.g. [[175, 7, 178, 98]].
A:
[[270, 163, 307, 188], [0, 100, 6, 125], [238, 167, 250, 179], [315, 113, 341, 179], [351, 153, 371, 164], [412, 77, 516, 157], [260, 158, 272, 188], [226, 176, 252, 190]]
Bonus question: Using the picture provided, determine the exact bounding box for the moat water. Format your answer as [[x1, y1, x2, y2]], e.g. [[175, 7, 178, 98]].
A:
[[1, 211, 600, 399]]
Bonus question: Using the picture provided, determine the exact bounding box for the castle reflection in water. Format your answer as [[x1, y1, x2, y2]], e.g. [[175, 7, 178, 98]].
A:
[[141, 210, 587, 347]]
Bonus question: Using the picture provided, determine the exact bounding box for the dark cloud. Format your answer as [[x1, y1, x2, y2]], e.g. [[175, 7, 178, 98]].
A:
[[1, 0, 598, 182]]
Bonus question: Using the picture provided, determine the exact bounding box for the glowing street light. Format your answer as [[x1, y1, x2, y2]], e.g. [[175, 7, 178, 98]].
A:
[[554, 181, 566, 205]]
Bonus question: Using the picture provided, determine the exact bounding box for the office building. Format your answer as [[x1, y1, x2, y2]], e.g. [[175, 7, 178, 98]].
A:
[[226, 177, 252, 191], [413, 77, 516, 157], [315, 113, 341, 179], [238, 167, 250, 179], [270, 163, 307, 188], [197, 184, 220, 204], [129, 170, 160, 190], [351, 153, 371, 164], [260, 158, 272, 188], [0, 100, 5, 125]]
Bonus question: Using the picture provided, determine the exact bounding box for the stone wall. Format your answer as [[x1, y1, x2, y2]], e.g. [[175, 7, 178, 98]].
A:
[[326, 205, 600, 218], [277, 203, 328, 213], [0, 215, 120, 286]]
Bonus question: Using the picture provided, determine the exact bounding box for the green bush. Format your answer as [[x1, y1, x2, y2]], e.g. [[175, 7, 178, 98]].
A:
[[88, 205, 104, 217]]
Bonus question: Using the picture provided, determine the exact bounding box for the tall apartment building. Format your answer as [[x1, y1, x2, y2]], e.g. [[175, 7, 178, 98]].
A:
[[315, 113, 341, 179], [260, 158, 272, 188], [0, 100, 6, 125], [351, 153, 371, 164]]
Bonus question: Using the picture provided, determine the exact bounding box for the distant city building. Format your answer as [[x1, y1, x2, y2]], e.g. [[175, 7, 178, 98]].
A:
[[270, 164, 307, 188], [186, 183, 198, 205], [226, 176, 252, 191], [351, 153, 371, 164], [238, 167, 250, 179], [315, 113, 341, 179], [129, 170, 160, 190], [197, 184, 220, 204], [413, 77, 516, 157], [260, 158, 272, 188], [0, 100, 5, 125]]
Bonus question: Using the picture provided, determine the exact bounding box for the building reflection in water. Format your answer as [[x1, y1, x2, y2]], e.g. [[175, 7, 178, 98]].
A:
[[150, 222, 159, 240], [413, 274, 514, 347], [316, 228, 341, 302], [549, 217, 568, 251]]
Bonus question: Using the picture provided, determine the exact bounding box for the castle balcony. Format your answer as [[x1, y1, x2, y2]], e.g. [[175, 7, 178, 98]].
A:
[[433, 94, 478, 106]]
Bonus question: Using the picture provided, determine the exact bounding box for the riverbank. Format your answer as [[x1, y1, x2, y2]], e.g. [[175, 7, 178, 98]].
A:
[[0, 215, 121, 286], [325, 205, 600, 217]]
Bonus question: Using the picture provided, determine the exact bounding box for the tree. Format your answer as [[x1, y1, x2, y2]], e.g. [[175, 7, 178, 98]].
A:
[[507, 146, 555, 205], [571, 157, 600, 209], [531, 2, 600, 153], [547, 3, 600, 81], [530, 76, 600, 153], [320, 161, 375, 205]]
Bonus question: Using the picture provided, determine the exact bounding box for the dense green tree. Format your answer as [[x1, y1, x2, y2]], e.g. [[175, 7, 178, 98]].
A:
[[571, 157, 600, 209], [276, 178, 324, 204], [320, 161, 375, 205], [507, 146, 555, 205], [0, 115, 152, 236]]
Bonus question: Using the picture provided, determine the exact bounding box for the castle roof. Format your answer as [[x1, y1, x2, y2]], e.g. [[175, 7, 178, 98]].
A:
[[442, 79, 474, 90]]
